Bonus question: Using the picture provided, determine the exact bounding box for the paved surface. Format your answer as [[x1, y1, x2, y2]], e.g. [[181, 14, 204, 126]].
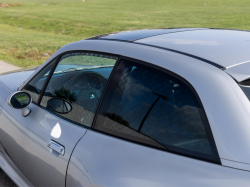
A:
[[0, 170, 17, 187], [0, 60, 19, 187], [0, 60, 21, 74]]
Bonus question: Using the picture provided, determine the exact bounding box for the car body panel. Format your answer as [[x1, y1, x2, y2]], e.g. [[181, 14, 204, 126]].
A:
[[0, 142, 33, 187], [0, 70, 34, 90], [0, 70, 34, 106], [0, 81, 11, 107], [221, 159, 250, 172], [225, 61, 250, 82], [67, 130, 250, 187], [136, 29, 250, 68], [0, 97, 87, 186], [0, 68, 38, 91]]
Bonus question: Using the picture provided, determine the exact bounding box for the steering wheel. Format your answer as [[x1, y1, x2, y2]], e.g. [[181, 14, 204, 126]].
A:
[[67, 71, 107, 91], [67, 71, 107, 112], [76, 87, 102, 112]]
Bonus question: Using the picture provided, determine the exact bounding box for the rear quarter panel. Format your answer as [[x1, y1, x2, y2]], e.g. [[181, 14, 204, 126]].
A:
[[67, 130, 250, 187]]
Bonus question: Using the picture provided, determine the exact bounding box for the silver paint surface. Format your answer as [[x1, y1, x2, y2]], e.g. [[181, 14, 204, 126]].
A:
[[0, 76, 87, 187], [0, 70, 34, 92], [136, 29, 250, 68], [0, 102, 87, 186], [67, 130, 250, 187], [225, 61, 250, 82], [0, 142, 33, 187]]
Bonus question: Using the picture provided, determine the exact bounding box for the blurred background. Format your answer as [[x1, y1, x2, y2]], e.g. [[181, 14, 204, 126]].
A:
[[0, 0, 250, 68]]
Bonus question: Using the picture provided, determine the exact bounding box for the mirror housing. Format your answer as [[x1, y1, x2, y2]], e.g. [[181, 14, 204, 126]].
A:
[[47, 98, 72, 114], [8, 91, 32, 117]]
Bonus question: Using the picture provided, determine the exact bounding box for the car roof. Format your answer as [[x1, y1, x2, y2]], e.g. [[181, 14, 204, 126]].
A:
[[88, 28, 250, 82]]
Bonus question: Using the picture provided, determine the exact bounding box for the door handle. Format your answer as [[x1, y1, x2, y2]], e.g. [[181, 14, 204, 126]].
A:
[[48, 140, 65, 156]]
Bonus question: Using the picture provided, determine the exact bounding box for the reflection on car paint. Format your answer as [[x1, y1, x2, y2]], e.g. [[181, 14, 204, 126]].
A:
[[50, 123, 62, 139]]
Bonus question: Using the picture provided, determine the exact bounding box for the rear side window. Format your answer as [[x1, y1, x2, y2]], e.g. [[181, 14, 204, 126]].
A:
[[94, 59, 219, 163], [239, 80, 250, 101]]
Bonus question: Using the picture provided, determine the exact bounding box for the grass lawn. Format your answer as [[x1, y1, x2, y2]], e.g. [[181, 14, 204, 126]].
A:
[[0, 0, 250, 67]]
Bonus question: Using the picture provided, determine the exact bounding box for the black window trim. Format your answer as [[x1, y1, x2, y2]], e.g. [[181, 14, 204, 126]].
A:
[[91, 56, 221, 165], [37, 57, 60, 105]]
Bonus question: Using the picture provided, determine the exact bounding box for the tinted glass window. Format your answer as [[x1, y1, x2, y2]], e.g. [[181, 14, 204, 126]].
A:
[[22, 58, 58, 103], [239, 81, 250, 101], [40, 52, 118, 127], [94, 59, 219, 162]]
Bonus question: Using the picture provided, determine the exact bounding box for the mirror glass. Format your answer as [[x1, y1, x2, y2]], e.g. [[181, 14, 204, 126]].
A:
[[10, 92, 31, 109], [47, 98, 72, 114]]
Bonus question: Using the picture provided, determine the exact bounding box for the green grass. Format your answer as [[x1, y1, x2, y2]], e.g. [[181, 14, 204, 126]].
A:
[[1, 0, 250, 67]]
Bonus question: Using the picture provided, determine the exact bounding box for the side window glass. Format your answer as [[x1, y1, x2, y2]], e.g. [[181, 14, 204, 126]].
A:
[[22, 58, 58, 104], [40, 52, 118, 127], [94, 59, 219, 163]]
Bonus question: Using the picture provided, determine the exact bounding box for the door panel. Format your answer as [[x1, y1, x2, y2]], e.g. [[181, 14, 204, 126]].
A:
[[67, 130, 250, 187], [0, 102, 86, 186], [0, 51, 119, 186]]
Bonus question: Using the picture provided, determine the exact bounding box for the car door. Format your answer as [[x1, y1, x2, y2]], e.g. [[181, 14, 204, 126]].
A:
[[66, 57, 250, 187], [0, 51, 119, 186]]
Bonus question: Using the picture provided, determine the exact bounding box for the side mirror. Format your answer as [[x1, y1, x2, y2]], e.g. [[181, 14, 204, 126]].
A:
[[8, 91, 32, 117], [47, 98, 72, 114]]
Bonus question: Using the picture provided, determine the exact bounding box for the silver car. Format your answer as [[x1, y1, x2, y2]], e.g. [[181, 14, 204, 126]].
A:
[[1, 28, 250, 187]]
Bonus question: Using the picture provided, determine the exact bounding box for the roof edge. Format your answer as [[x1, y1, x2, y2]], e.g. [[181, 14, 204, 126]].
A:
[[133, 41, 226, 70], [89, 38, 226, 70]]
